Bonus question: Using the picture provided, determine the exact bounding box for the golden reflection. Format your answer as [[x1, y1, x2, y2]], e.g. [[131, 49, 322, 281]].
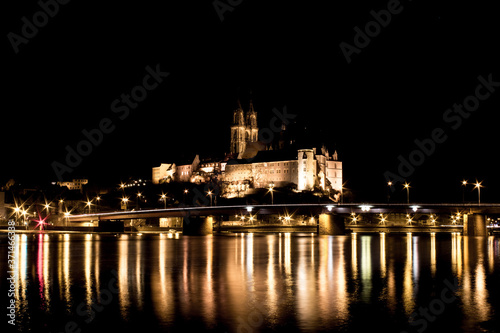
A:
[[380, 233, 386, 279], [386, 258, 396, 314], [488, 236, 495, 273], [84, 234, 93, 309], [57, 234, 71, 310], [118, 234, 130, 315], [351, 233, 358, 280], [459, 237, 492, 324], [94, 235, 100, 304], [403, 233, 414, 315], [247, 233, 254, 280], [332, 237, 348, 323], [430, 233, 436, 277], [266, 235, 278, 316], [202, 236, 215, 327], [134, 237, 144, 310], [297, 236, 318, 325], [15, 234, 29, 307], [284, 233, 291, 276], [152, 234, 174, 322], [451, 233, 463, 278]]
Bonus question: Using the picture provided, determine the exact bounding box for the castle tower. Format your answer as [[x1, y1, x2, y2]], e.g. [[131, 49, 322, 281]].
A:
[[246, 99, 259, 142], [297, 149, 316, 191], [230, 98, 259, 156], [230, 100, 247, 155]]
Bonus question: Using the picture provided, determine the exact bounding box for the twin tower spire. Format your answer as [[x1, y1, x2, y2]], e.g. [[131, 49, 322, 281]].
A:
[[230, 99, 259, 156]]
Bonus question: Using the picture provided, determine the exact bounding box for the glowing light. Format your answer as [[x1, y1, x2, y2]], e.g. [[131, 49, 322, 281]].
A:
[[360, 205, 372, 212], [326, 205, 333, 212], [410, 205, 420, 212], [33, 211, 50, 230], [246, 206, 253, 212]]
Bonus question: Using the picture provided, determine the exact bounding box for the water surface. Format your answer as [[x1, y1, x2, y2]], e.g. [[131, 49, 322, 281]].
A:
[[2, 232, 499, 332]]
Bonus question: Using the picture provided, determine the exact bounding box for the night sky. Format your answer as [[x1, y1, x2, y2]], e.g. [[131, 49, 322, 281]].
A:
[[3, 0, 499, 203]]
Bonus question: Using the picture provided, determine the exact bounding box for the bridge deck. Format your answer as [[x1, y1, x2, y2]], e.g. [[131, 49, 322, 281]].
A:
[[68, 203, 500, 222]]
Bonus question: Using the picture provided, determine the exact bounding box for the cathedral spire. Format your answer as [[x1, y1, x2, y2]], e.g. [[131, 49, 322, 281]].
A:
[[248, 98, 255, 113]]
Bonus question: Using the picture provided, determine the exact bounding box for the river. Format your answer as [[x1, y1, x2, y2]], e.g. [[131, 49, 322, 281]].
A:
[[2, 232, 499, 332]]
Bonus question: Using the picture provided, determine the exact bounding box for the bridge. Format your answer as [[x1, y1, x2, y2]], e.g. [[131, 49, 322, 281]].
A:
[[68, 202, 500, 236]]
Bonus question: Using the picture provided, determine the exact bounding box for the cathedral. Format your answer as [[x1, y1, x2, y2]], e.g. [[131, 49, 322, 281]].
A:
[[230, 100, 259, 156]]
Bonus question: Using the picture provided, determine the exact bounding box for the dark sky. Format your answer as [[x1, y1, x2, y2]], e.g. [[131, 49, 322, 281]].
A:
[[3, 0, 499, 202]]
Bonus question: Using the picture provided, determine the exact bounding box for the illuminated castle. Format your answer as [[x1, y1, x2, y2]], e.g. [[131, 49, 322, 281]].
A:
[[153, 98, 343, 201]]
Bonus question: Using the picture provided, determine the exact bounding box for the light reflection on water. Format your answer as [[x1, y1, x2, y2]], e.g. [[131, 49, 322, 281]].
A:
[[5, 232, 500, 332]]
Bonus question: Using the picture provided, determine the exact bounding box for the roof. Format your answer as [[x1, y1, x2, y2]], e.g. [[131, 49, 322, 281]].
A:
[[227, 149, 298, 165]]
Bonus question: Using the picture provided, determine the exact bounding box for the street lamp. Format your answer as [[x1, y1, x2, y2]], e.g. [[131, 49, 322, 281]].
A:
[[13, 206, 20, 223], [95, 196, 101, 212], [136, 192, 142, 210], [161, 193, 167, 209], [207, 190, 213, 207], [474, 180, 483, 205], [85, 200, 92, 214], [21, 209, 28, 229], [403, 182, 410, 204], [387, 181, 393, 202], [122, 197, 129, 210], [268, 183, 274, 205], [461, 180, 467, 203]]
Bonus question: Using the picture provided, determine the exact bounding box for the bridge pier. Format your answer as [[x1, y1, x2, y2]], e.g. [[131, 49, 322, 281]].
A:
[[98, 220, 124, 232], [182, 215, 213, 235], [318, 213, 345, 235], [463, 214, 487, 236]]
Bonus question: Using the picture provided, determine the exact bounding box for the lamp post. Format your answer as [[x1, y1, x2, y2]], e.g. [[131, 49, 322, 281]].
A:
[[161, 193, 166, 209], [268, 183, 274, 205], [403, 182, 410, 204], [13, 206, 20, 224], [387, 181, 393, 203], [122, 197, 129, 210], [207, 190, 213, 207], [461, 180, 467, 203], [95, 196, 101, 212], [474, 180, 482, 205], [86, 200, 92, 214], [136, 192, 142, 210]]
